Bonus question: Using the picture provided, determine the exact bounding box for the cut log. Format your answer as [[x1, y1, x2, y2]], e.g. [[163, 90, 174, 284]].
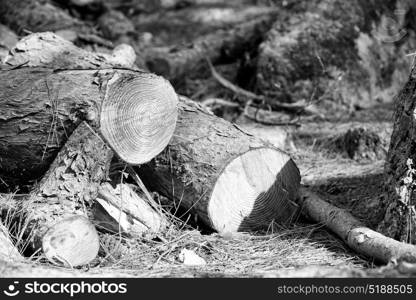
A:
[[0, 34, 178, 188], [42, 216, 100, 267], [3, 32, 137, 69], [138, 97, 301, 233], [0, 0, 87, 34], [93, 183, 168, 237], [0, 222, 23, 262], [133, 6, 278, 45], [144, 15, 277, 82], [300, 188, 416, 263], [378, 65, 416, 244], [13, 121, 110, 266]]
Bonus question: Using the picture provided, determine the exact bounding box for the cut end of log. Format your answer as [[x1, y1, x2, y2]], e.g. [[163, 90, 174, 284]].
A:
[[100, 72, 178, 164], [42, 216, 100, 267], [208, 147, 300, 233]]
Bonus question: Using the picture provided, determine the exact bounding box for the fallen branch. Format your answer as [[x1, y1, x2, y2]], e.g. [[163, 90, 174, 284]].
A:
[[206, 57, 322, 118], [4, 32, 136, 69], [22, 122, 110, 266], [243, 102, 301, 127], [299, 187, 416, 264]]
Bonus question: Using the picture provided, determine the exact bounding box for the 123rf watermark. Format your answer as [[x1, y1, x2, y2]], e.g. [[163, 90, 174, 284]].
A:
[[277, 284, 414, 296], [2, 281, 127, 297]]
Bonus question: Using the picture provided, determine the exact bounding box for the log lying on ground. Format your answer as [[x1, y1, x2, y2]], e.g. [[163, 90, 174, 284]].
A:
[[93, 183, 168, 237], [14, 122, 109, 266], [3, 32, 137, 69], [0, 34, 178, 188], [135, 5, 275, 29], [64, 0, 256, 12], [0, 0, 87, 34], [0, 24, 18, 63], [138, 97, 301, 233], [0, 222, 23, 262], [144, 15, 277, 82], [299, 187, 416, 263], [133, 5, 278, 45]]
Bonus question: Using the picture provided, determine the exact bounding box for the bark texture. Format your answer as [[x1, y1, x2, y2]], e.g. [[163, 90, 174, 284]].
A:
[[378, 66, 416, 244], [138, 97, 300, 233], [19, 122, 110, 265]]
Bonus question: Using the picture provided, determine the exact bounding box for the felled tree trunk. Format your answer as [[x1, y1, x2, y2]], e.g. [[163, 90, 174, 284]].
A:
[[3, 32, 137, 69], [138, 97, 301, 233], [17, 122, 110, 266], [378, 67, 416, 244], [0, 33, 178, 189], [144, 14, 276, 82]]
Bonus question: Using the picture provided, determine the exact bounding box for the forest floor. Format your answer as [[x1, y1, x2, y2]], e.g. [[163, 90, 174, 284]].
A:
[[2, 0, 413, 277]]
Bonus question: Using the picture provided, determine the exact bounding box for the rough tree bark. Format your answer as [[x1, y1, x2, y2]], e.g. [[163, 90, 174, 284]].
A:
[[300, 188, 416, 263], [3, 32, 137, 69], [0, 33, 178, 189], [18, 122, 110, 266], [378, 66, 416, 244], [138, 97, 301, 233]]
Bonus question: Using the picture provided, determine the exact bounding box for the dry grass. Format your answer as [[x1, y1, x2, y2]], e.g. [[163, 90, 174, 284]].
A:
[[87, 221, 367, 277], [1, 186, 368, 277]]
